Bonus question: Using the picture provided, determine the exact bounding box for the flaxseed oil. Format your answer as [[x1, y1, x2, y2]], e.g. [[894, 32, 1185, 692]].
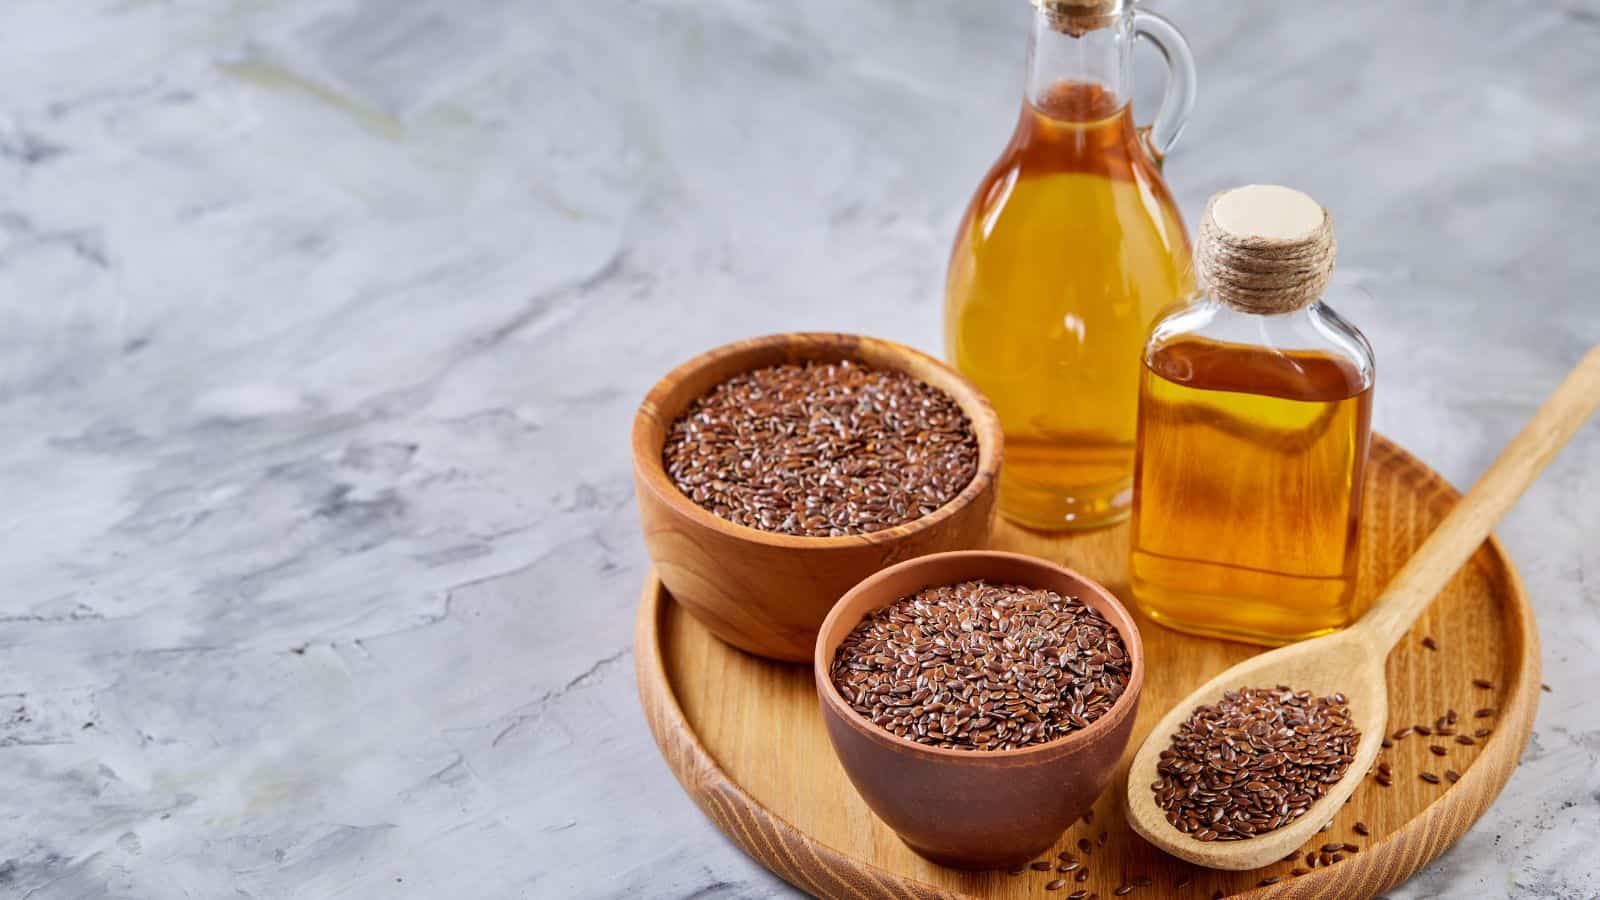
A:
[[945, 83, 1193, 531], [1129, 338, 1373, 645]]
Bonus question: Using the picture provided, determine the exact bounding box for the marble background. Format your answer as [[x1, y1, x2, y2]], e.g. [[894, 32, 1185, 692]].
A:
[[0, 0, 1596, 897]]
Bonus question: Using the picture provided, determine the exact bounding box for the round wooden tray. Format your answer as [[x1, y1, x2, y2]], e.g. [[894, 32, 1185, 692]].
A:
[[635, 437, 1540, 899]]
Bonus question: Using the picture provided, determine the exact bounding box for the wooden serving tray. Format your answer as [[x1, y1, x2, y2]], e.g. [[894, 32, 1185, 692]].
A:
[[635, 437, 1540, 899]]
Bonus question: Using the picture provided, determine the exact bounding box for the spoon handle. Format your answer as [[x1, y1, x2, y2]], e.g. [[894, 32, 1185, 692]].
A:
[[1358, 346, 1600, 651]]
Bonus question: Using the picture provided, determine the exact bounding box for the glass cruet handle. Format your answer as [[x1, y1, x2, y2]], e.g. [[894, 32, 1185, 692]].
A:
[[1133, 9, 1197, 163]]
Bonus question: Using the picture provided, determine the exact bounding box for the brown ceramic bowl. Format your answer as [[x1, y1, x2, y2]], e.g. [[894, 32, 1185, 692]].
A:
[[631, 332, 1001, 662], [814, 551, 1145, 869]]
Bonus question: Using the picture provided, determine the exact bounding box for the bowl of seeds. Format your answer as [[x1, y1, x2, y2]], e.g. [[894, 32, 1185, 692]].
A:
[[814, 550, 1144, 869], [632, 333, 1002, 661]]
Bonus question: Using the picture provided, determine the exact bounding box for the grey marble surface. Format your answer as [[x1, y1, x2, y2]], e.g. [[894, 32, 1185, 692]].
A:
[[0, 1, 1596, 897]]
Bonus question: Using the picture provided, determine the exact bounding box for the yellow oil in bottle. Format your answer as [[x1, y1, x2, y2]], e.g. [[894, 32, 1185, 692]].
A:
[[945, 82, 1194, 531], [1129, 338, 1374, 645]]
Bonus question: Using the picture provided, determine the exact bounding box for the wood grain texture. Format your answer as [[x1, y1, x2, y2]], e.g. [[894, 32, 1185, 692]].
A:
[[631, 332, 1002, 661], [636, 437, 1540, 899]]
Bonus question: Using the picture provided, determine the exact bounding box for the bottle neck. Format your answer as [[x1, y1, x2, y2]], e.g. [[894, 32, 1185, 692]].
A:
[[1026, 3, 1134, 118]]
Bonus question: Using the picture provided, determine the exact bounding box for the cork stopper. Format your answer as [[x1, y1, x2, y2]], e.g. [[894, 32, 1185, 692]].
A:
[[1196, 185, 1337, 315], [1033, 0, 1122, 36]]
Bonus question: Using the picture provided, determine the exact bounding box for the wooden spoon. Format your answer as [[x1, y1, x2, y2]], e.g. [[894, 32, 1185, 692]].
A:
[[1124, 345, 1600, 870]]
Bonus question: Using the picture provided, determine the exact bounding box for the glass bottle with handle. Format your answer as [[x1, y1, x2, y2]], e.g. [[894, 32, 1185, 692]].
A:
[[945, 0, 1197, 531]]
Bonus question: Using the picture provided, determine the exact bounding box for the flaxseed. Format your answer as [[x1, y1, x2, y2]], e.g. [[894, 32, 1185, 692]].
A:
[[663, 360, 978, 536], [829, 580, 1129, 751], [1153, 686, 1359, 841]]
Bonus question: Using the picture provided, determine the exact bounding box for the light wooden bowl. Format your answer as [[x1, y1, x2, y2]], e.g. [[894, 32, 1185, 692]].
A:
[[631, 333, 1002, 661]]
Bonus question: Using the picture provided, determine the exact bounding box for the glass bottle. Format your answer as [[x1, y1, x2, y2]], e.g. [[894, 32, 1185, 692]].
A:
[[944, 0, 1198, 531], [1129, 185, 1376, 646]]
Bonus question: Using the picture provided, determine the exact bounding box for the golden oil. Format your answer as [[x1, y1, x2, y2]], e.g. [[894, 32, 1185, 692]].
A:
[[945, 81, 1193, 531], [1130, 334, 1374, 645]]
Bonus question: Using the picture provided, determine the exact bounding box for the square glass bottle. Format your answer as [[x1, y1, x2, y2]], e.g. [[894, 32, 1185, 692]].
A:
[[1129, 186, 1375, 646]]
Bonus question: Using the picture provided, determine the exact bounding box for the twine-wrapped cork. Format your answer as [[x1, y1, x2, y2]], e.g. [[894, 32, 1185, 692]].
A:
[[1196, 185, 1337, 315], [1032, 0, 1122, 35]]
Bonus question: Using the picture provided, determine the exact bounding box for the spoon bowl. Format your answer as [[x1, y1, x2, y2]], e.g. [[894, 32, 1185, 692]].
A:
[[1125, 628, 1388, 869], [1124, 345, 1600, 871]]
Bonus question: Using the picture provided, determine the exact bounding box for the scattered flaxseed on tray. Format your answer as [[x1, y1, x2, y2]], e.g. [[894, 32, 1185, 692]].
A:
[[1153, 686, 1359, 841], [661, 360, 979, 537], [829, 580, 1130, 751]]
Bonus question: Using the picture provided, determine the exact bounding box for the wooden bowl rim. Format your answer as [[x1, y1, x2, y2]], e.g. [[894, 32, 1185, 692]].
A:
[[630, 332, 1002, 551], [812, 550, 1146, 766]]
